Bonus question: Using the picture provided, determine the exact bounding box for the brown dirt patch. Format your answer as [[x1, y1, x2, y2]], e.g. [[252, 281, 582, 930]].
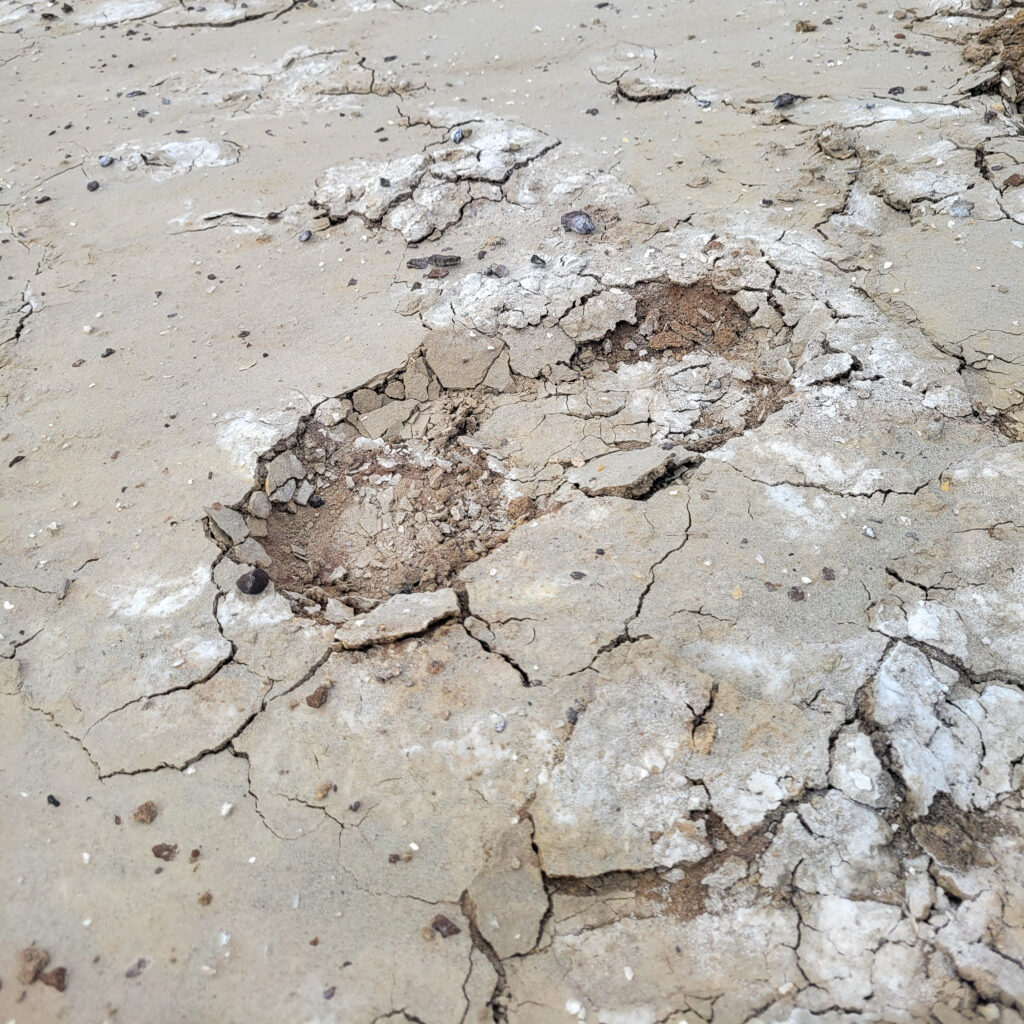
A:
[[575, 279, 756, 370], [963, 10, 1024, 83], [261, 426, 521, 611]]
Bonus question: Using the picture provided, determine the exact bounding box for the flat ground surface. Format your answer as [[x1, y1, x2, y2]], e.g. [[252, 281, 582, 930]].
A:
[[3, 0, 1024, 1021]]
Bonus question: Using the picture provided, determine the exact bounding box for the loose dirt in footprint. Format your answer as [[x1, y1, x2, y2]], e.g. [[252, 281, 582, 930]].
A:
[[259, 278, 790, 610], [575, 280, 755, 369], [261, 427, 528, 609], [964, 10, 1024, 84]]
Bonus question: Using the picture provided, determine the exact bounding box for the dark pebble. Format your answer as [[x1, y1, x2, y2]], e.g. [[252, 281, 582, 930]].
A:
[[99, 155, 114, 167], [565, 707, 578, 725], [348, 278, 357, 286], [9, 455, 25, 467], [407, 257, 429, 269], [570, 570, 586, 580], [388, 852, 401, 864], [761, 198, 774, 207], [484, 263, 509, 278], [822, 567, 836, 581], [100, 348, 115, 358], [379, 176, 391, 187], [136, 109, 149, 118], [788, 586, 805, 602], [236, 568, 270, 595], [298, 229, 312, 243], [35, 195, 51, 204], [427, 253, 461, 267], [47, 794, 61, 807], [585, 107, 599, 116], [126, 89, 146, 98], [349, 800, 361, 812], [426, 267, 449, 279], [383, 54, 397, 62], [595, 548, 604, 555], [888, 86, 905, 96], [561, 210, 596, 234], [530, 254, 546, 267], [772, 92, 797, 109], [86, 180, 100, 191], [308, 494, 325, 508], [39, 967, 67, 992], [152, 843, 178, 861], [324, 987, 336, 1000], [477, 249, 487, 260], [430, 914, 461, 938], [697, 98, 711, 108]]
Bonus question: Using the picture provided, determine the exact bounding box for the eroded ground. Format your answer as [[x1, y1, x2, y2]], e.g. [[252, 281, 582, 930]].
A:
[[3, 0, 1024, 1022]]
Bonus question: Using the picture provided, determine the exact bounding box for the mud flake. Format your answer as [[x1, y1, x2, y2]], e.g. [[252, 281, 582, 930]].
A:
[[133, 801, 158, 824], [306, 684, 331, 708], [18, 947, 49, 985]]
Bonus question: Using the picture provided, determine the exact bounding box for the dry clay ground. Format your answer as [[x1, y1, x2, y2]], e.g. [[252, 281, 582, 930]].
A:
[[3, 0, 1024, 1021]]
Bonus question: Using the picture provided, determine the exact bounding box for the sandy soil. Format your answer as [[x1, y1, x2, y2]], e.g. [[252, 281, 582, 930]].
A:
[[3, 0, 1024, 1021]]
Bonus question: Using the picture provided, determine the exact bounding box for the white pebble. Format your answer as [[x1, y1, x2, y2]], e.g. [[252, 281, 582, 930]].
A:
[[83, 325, 94, 333], [82, 851, 90, 864], [623, 966, 634, 981], [220, 802, 234, 817], [248, 855, 256, 863]]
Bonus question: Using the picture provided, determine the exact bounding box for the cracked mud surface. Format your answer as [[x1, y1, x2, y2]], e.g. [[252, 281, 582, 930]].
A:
[[3, 0, 1024, 1022]]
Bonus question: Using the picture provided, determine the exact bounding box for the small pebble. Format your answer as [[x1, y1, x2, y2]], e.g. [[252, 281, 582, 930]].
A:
[[862, 526, 876, 539], [450, 127, 464, 143], [298, 230, 312, 243], [427, 253, 461, 267], [308, 494, 325, 508], [788, 587, 805, 602], [236, 568, 270, 595], [570, 570, 586, 580], [494, 716, 506, 733], [888, 86, 905, 96], [86, 180, 100, 192], [324, 987, 336, 1000], [585, 107, 599, 116], [430, 914, 461, 938], [484, 263, 509, 278], [99, 155, 114, 167], [561, 210, 596, 234], [379, 176, 391, 187], [100, 348, 115, 358], [530, 254, 546, 267], [565, 707, 578, 725], [47, 794, 61, 807], [773, 92, 797, 109]]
